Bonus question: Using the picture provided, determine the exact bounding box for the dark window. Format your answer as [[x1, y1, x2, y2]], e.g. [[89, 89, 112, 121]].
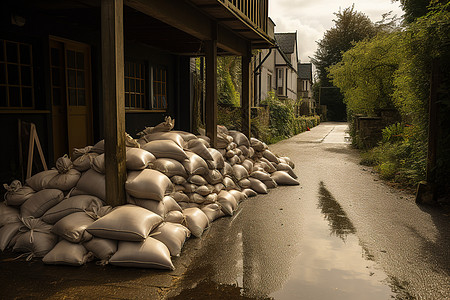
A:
[[152, 66, 167, 110], [0, 39, 34, 108], [124, 60, 146, 109]]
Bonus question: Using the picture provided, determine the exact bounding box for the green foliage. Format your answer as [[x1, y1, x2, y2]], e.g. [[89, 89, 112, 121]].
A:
[[381, 122, 405, 143], [261, 92, 296, 139], [217, 56, 241, 107], [395, 0, 434, 23]]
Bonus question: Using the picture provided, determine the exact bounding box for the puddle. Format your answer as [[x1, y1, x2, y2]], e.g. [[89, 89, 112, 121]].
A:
[[269, 182, 397, 299]]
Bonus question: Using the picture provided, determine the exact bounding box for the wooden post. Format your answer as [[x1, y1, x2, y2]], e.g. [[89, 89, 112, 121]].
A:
[[241, 43, 252, 138], [205, 22, 218, 148], [101, 0, 127, 207]]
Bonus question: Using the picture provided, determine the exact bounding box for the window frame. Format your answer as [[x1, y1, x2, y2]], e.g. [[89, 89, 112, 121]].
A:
[[124, 60, 147, 110]]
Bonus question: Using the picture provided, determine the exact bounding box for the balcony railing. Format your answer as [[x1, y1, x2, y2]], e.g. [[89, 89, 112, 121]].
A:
[[219, 0, 269, 35]]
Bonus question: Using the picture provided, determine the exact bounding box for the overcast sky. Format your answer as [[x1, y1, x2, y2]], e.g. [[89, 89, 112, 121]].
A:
[[269, 0, 404, 63]]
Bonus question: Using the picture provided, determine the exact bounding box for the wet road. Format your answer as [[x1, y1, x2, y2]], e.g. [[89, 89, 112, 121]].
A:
[[1, 122, 449, 299]]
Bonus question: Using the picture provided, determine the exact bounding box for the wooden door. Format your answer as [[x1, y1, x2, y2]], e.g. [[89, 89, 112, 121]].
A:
[[50, 37, 93, 158]]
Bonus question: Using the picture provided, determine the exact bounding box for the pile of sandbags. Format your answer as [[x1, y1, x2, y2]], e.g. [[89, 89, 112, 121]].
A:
[[0, 117, 298, 270]]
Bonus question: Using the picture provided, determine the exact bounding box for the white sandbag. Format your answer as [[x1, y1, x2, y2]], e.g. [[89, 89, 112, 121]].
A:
[[217, 190, 238, 216], [195, 185, 213, 196], [125, 169, 173, 201], [72, 152, 98, 172], [21, 189, 64, 218], [151, 222, 191, 257], [171, 192, 190, 203], [47, 168, 81, 191], [225, 150, 234, 158], [42, 195, 104, 224], [279, 156, 295, 169], [141, 140, 188, 161], [201, 203, 225, 223], [171, 130, 197, 142], [276, 163, 298, 179], [72, 146, 93, 160], [151, 116, 175, 133], [242, 188, 258, 198], [187, 193, 206, 204], [140, 132, 186, 149], [74, 169, 106, 201], [248, 147, 255, 158], [174, 184, 185, 192], [238, 145, 250, 157], [128, 196, 182, 217], [217, 125, 229, 135], [0, 221, 21, 251], [204, 169, 223, 185], [187, 175, 207, 186], [263, 149, 280, 164], [152, 158, 188, 178], [109, 237, 174, 270], [217, 148, 226, 157], [263, 178, 278, 189], [250, 137, 267, 152], [179, 202, 199, 209], [171, 176, 187, 185], [223, 176, 239, 191], [0, 203, 20, 226], [13, 217, 57, 258], [207, 148, 225, 169], [91, 140, 105, 154], [25, 169, 58, 191], [183, 152, 208, 176], [228, 130, 250, 147], [227, 155, 240, 166], [232, 164, 249, 181], [197, 135, 210, 145], [260, 157, 277, 173], [86, 204, 163, 241], [228, 190, 247, 203], [248, 177, 268, 194], [164, 210, 185, 224], [250, 171, 272, 183], [125, 132, 141, 148], [182, 207, 209, 238], [187, 139, 213, 161], [271, 171, 300, 186], [216, 132, 231, 149], [43, 239, 92, 266], [220, 162, 233, 177], [238, 178, 251, 189], [55, 154, 73, 173], [204, 193, 218, 204], [233, 148, 242, 157], [3, 180, 35, 206], [226, 142, 237, 151], [91, 154, 105, 174], [83, 237, 118, 261], [126, 147, 155, 170], [214, 183, 225, 193], [52, 211, 94, 243]]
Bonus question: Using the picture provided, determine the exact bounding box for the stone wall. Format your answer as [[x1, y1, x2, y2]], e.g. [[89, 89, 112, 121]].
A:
[[354, 109, 401, 148]]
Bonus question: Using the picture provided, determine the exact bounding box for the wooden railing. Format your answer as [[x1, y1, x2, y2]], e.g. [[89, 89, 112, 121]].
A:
[[219, 0, 269, 35]]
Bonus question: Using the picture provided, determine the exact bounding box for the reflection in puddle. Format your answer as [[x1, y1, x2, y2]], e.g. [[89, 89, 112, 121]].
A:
[[270, 182, 396, 300], [318, 181, 356, 241]]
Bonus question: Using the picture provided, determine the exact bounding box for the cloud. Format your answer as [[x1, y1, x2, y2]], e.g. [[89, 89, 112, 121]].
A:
[[269, 0, 403, 62]]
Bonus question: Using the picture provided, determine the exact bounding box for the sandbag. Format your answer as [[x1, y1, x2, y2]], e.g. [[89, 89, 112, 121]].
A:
[[271, 171, 300, 186], [276, 163, 298, 179], [151, 222, 191, 257], [179, 202, 199, 209], [204, 193, 218, 204], [207, 148, 225, 169], [201, 203, 225, 223], [213, 183, 225, 193], [125, 132, 140, 148], [90, 154, 105, 174], [171, 175, 187, 185], [3, 180, 35, 206], [174, 185, 185, 192], [228, 190, 247, 203], [171, 192, 190, 203], [195, 185, 213, 196], [164, 210, 185, 224], [171, 130, 197, 142], [187, 193, 206, 204], [183, 152, 208, 176], [47, 168, 81, 191], [259, 157, 277, 173], [225, 150, 234, 159], [13, 217, 57, 259], [0, 221, 21, 251], [279, 156, 295, 169], [196, 135, 210, 145], [263, 178, 278, 189], [182, 207, 209, 238], [204, 169, 223, 185], [83, 237, 118, 261], [223, 176, 238, 191], [74, 169, 106, 201], [250, 137, 267, 152], [187, 139, 213, 161], [91, 140, 105, 154], [220, 162, 233, 177], [126, 147, 155, 170], [72, 146, 93, 160], [86, 204, 163, 241], [21, 189, 64, 218], [52, 211, 94, 243], [217, 190, 238, 215], [248, 147, 255, 158], [125, 169, 173, 201], [109, 237, 174, 270], [43, 239, 92, 266], [227, 155, 240, 166], [128, 196, 182, 217], [25, 169, 58, 191], [141, 140, 188, 161], [242, 188, 258, 198], [238, 178, 251, 189], [0, 203, 20, 227], [150, 116, 175, 133], [238, 145, 250, 158], [187, 175, 207, 186], [248, 177, 268, 194], [42, 195, 104, 224], [140, 132, 186, 149], [232, 164, 249, 181], [72, 152, 98, 172], [228, 130, 250, 147], [152, 158, 188, 178], [263, 149, 280, 164]]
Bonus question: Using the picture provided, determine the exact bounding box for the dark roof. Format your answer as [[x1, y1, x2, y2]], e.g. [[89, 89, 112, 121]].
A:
[[275, 32, 296, 55], [298, 63, 312, 80]]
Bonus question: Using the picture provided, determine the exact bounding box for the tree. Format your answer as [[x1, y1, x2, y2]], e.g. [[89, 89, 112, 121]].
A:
[[395, 0, 434, 23]]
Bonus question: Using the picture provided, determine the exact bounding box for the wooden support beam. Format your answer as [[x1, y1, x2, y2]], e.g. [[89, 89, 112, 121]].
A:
[[205, 23, 218, 148], [101, 0, 127, 207], [241, 43, 252, 138]]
